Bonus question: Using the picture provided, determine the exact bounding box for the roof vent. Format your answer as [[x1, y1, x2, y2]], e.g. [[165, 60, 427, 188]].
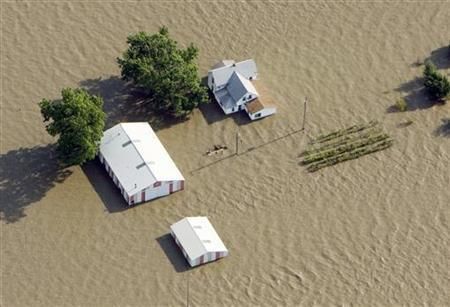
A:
[[122, 140, 132, 147], [136, 162, 146, 169], [193, 225, 202, 229], [202, 240, 211, 243]]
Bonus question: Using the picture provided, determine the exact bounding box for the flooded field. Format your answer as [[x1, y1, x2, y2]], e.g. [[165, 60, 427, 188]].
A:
[[1, 1, 449, 306]]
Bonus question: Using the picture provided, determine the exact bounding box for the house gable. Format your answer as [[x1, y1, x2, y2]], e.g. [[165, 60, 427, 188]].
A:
[[226, 71, 259, 103]]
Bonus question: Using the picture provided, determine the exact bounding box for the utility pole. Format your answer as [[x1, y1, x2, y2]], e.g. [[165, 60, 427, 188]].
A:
[[302, 97, 308, 131], [236, 131, 240, 155], [186, 273, 190, 307]]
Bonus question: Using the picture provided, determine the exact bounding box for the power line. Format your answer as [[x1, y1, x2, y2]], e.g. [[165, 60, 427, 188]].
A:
[[302, 97, 308, 131]]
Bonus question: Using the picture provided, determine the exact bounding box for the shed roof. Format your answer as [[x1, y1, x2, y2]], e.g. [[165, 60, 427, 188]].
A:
[[100, 122, 184, 196], [209, 59, 257, 88], [170, 217, 228, 261], [246, 99, 265, 114], [227, 71, 259, 102], [211, 59, 235, 70]]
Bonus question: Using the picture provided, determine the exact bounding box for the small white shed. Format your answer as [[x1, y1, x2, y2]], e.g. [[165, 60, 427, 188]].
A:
[[99, 122, 184, 205], [170, 217, 228, 267]]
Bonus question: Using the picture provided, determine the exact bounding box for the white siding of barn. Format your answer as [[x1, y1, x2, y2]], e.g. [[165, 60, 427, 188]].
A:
[[128, 180, 184, 205]]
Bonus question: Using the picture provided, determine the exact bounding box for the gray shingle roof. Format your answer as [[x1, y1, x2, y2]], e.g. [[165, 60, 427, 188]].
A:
[[209, 59, 257, 88], [226, 72, 258, 102]]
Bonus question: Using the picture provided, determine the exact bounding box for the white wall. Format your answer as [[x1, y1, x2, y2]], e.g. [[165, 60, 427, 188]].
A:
[[216, 93, 259, 115], [129, 180, 184, 205], [247, 106, 277, 121], [207, 72, 214, 91], [237, 93, 258, 108], [208, 73, 228, 93], [190, 251, 228, 267]]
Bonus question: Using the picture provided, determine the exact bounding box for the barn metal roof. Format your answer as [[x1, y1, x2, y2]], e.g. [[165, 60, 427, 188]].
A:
[[170, 217, 228, 262], [99, 122, 184, 196]]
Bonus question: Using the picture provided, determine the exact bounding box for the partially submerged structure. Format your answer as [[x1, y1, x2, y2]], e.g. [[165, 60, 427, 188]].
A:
[[170, 217, 228, 267], [207, 59, 276, 120], [99, 122, 184, 205]]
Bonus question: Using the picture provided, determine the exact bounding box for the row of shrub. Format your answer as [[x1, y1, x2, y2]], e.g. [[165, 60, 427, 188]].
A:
[[301, 122, 393, 172]]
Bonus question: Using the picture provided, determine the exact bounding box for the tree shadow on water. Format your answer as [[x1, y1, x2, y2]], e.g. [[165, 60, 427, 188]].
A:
[[0, 145, 72, 223], [388, 77, 437, 113], [425, 45, 450, 70], [433, 118, 450, 137], [79, 76, 188, 131]]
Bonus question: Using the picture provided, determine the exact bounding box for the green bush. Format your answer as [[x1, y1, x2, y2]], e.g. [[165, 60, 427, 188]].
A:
[[423, 61, 450, 101], [395, 97, 407, 112]]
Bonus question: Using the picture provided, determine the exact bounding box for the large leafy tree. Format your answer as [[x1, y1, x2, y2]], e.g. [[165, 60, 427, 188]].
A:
[[117, 27, 208, 118], [423, 61, 450, 101], [39, 88, 105, 165]]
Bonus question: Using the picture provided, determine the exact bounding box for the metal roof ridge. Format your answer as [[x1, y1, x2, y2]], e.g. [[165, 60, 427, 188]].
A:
[[185, 217, 208, 258], [120, 123, 157, 193]]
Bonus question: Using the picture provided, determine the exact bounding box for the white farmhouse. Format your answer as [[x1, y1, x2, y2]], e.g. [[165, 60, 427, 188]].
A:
[[170, 217, 229, 267], [207, 59, 276, 120], [99, 122, 184, 205]]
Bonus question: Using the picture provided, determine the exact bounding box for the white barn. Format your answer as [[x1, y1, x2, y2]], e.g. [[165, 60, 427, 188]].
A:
[[207, 59, 276, 120], [170, 217, 228, 267], [99, 122, 184, 206]]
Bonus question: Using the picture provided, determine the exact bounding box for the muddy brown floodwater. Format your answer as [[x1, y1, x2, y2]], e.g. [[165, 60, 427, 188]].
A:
[[1, 1, 449, 306]]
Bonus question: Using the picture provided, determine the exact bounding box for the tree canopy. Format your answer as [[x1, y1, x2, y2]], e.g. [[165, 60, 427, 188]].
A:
[[423, 61, 450, 101], [117, 27, 208, 118], [39, 88, 106, 165]]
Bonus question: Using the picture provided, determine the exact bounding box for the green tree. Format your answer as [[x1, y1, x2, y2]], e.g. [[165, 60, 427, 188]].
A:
[[423, 61, 450, 101], [117, 27, 208, 118], [39, 88, 106, 165]]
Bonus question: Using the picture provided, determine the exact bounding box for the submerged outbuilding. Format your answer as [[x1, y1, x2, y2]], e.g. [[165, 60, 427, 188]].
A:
[[170, 217, 228, 267], [99, 122, 184, 205]]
